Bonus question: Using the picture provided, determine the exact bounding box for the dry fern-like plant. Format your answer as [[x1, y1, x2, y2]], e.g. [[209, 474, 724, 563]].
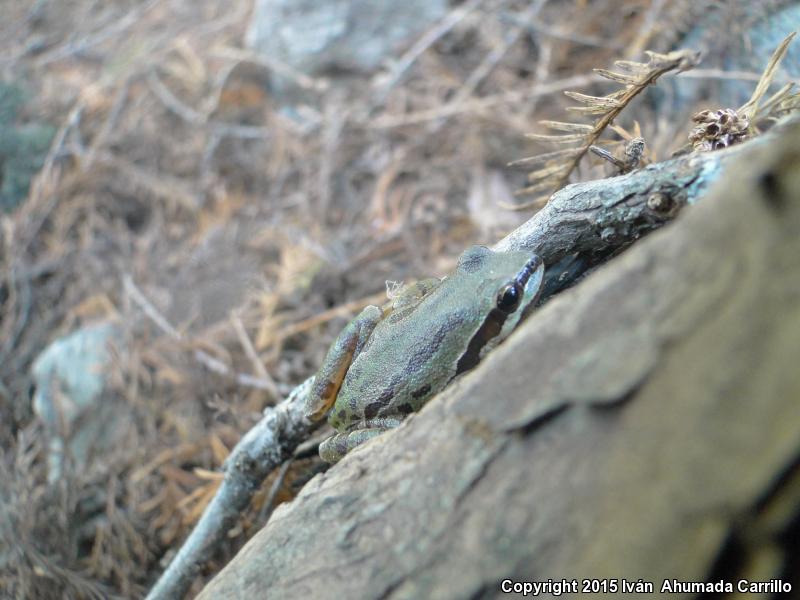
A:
[[738, 31, 797, 126], [508, 49, 701, 210]]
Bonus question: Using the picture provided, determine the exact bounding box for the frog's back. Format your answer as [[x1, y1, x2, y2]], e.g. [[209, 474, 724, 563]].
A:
[[329, 280, 481, 428]]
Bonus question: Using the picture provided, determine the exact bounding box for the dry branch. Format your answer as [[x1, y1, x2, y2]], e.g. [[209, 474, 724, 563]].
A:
[[144, 377, 317, 600]]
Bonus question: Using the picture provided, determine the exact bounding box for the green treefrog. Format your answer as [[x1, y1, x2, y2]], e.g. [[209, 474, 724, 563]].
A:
[[305, 245, 545, 462]]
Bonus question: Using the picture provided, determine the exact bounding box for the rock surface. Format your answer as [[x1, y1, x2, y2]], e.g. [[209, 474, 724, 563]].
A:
[[246, 0, 447, 77]]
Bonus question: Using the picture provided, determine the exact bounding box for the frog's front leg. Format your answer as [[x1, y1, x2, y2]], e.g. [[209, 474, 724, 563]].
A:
[[305, 305, 383, 421], [319, 417, 403, 463]]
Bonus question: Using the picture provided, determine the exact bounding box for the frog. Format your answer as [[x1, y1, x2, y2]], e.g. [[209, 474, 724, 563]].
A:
[[305, 245, 545, 463]]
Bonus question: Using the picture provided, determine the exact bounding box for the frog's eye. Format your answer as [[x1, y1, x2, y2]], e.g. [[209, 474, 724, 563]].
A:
[[496, 282, 523, 313]]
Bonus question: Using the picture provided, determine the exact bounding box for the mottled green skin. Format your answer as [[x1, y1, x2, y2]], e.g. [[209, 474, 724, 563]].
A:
[[306, 245, 544, 462]]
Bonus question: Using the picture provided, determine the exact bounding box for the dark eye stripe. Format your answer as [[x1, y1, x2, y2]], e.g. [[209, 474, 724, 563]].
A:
[[453, 307, 507, 376]]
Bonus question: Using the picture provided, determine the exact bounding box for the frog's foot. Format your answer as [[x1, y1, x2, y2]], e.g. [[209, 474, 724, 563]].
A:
[[319, 417, 403, 463]]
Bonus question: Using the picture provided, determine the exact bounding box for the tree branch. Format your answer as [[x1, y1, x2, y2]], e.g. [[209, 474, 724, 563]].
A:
[[144, 378, 317, 600]]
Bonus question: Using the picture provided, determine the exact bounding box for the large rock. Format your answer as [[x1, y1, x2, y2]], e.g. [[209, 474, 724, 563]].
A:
[[246, 0, 448, 77]]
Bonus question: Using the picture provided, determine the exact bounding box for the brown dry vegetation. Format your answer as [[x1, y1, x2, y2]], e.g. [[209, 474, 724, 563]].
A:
[[0, 0, 793, 597]]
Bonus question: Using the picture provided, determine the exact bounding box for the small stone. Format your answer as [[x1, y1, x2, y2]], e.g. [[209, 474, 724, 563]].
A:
[[32, 321, 126, 481]]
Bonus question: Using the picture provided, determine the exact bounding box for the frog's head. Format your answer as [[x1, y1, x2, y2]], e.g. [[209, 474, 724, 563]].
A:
[[453, 245, 545, 374]]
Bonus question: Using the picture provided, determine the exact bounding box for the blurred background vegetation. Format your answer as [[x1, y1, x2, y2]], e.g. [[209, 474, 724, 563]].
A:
[[0, 0, 797, 597]]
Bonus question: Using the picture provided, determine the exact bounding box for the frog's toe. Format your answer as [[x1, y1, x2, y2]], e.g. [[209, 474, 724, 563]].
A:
[[319, 428, 390, 463], [319, 434, 350, 463]]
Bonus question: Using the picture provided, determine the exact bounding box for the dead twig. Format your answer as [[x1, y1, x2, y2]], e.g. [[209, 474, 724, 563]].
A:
[[256, 458, 293, 523], [370, 74, 598, 128], [739, 32, 797, 123], [36, 0, 165, 66], [449, 0, 547, 107], [145, 376, 318, 600], [147, 69, 271, 140], [210, 45, 328, 93], [124, 276, 277, 393], [625, 0, 667, 59], [123, 275, 183, 340], [230, 312, 280, 400], [376, 0, 484, 97], [499, 12, 624, 50], [270, 291, 387, 349], [193, 350, 279, 393]]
